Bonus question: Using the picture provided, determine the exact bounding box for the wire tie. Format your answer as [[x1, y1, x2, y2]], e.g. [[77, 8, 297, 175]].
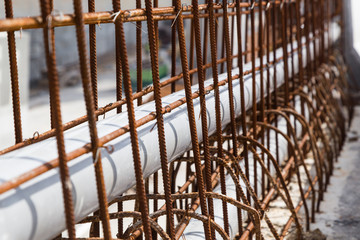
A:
[[94, 148, 101, 165], [65, 179, 73, 192], [172, 4, 187, 28], [280, 1, 284, 10], [19, 27, 23, 39], [215, 17, 219, 26], [124, 10, 132, 18], [33, 131, 40, 140], [129, 21, 148, 34], [111, 11, 122, 23], [250, 2, 256, 10], [150, 111, 160, 132], [186, 203, 193, 217], [45, 10, 64, 54], [144, 85, 153, 92], [24, 131, 40, 143], [94, 145, 114, 165], [266, 2, 271, 11], [52, 9, 64, 21], [164, 105, 172, 113], [150, 118, 160, 132], [104, 145, 115, 154], [127, 222, 133, 229], [171, 9, 181, 27], [102, 103, 113, 119]]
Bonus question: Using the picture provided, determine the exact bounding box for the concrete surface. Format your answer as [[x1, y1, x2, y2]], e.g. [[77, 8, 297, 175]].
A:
[[310, 106, 360, 240]]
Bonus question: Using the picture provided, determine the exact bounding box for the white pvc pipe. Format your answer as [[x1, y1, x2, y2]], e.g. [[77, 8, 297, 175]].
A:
[[0, 25, 339, 240]]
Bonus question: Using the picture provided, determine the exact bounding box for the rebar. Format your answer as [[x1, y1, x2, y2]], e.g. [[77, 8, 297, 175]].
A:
[[0, 1, 351, 239]]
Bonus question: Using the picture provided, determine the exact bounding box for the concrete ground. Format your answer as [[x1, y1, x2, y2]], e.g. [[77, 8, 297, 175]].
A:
[[260, 106, 360, 240], [310, 106, 360, 240]]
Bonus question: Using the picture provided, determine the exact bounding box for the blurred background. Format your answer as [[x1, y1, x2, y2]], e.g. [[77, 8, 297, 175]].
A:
[[0, 0, 359, 150], [0, 0, 194, 150]]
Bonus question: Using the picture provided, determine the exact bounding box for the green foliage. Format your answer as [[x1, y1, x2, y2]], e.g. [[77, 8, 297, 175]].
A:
[[130, 64, 168, 89]]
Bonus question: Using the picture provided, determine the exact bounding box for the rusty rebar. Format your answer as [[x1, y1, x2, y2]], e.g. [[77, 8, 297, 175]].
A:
[[0, 2, 350, 240], [38, 0, 76, 237], [4, 0, 22, 144], [172, 0, 211, 238], [72, 0, 112, 238], [191, 1, 215, 238], [143, 0, 175, 238]]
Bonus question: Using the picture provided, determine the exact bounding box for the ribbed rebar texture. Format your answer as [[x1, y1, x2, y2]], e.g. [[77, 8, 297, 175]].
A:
[[0, 1, 353, 239]]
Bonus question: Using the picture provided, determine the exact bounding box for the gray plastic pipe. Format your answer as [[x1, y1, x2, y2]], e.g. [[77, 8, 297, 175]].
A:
[[0, 25, 339, 239]]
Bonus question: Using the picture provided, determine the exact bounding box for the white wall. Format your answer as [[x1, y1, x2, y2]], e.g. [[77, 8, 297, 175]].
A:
[[0, 32, 30, 148], [0, 0, 172, 84], [351, 0, 360, 54]]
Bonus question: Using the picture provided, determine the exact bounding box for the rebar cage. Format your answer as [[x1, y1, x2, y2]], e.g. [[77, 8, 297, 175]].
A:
[[0, 0, 353, 239]]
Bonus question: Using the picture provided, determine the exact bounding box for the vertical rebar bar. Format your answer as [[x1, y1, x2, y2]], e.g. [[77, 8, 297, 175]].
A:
[[144, 0, 175, 238], [173, 0, 211, 238], [38, 0, 76, 237], [4, 0, 22, 144], [72, 0, 112, 238], [113, 5, 153, 239]]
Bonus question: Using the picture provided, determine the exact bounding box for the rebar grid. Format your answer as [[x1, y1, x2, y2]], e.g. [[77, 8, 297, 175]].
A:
[[0, 0, 351, 240]]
